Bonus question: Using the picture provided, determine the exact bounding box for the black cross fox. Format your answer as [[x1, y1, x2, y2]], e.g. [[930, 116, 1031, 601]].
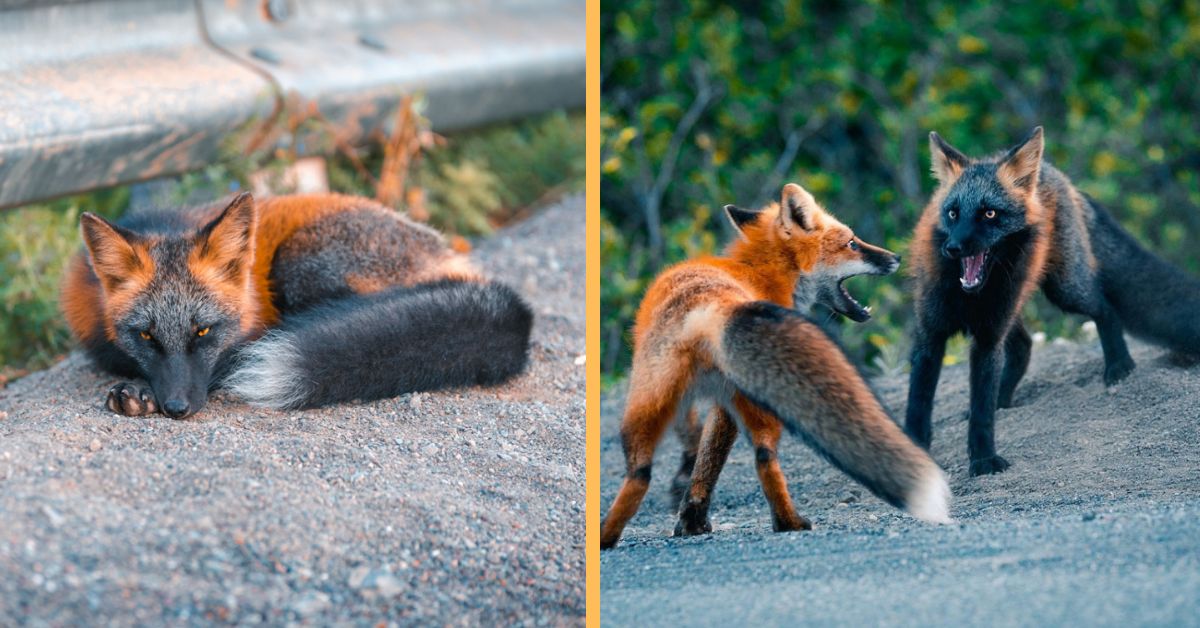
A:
[[906, 127, 1200, 475]]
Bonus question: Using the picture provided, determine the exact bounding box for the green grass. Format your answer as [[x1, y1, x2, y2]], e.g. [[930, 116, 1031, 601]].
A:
[[0, 110, 583, 380]]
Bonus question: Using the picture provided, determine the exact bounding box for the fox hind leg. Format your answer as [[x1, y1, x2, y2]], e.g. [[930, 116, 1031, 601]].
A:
[[600, 360, 690, 549], [998, 322, 1032, 408], [736, 395, 810, 532], [674, 405, 738, 537], [669, 406, 704, 507], [105, 383, 158, 417]]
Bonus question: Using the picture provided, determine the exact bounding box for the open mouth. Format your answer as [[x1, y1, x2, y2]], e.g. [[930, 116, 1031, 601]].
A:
[[833, 278, 872, 322], [959, 250, 990, 292]]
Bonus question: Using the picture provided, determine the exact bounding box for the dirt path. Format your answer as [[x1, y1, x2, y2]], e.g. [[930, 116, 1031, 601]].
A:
[[600, 336, 1200, 625], [0, 196, 584, 626]]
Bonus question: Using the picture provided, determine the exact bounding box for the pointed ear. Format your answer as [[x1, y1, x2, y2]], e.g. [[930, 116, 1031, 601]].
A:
[[929, 131, 969, 184], [723, 204, 759, 239], [778, 183, 818, 232], [193, 192, 257, 282], [998, 126, 1044, 193], [80, 212, 149, 292]]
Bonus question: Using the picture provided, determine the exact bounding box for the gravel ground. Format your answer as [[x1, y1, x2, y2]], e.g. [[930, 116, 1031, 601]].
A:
[[600, 335, 1200, 626], [0, 196, 584, 626]]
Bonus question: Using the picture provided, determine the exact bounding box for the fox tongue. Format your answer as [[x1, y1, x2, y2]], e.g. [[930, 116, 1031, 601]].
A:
[[960, 253, 986, 289]]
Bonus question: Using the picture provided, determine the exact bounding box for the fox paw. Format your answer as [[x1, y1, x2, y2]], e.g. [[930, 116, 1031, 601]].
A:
[[969, 454, 1010, 476], [772, 513, 812, 533], [105, 383, 158, 417], [1104, 358, 1135, 386], [673, 502, 713, 537]]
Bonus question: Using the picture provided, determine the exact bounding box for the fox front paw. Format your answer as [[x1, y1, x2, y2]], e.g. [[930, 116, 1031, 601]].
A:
[[1104, 357, 1135, 386], [969, 454, 1010, 476], [105, 383, 158, 417]]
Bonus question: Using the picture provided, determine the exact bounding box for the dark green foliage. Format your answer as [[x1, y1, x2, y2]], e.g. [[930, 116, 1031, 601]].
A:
[[601, 0, 1200, 381]]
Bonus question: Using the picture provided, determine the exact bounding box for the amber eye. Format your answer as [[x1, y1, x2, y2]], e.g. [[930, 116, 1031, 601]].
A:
[[948, 210, 958, 220], [985, 209, 997, 219], [140, 331, 152, 341], [197, 327, 210, 337]]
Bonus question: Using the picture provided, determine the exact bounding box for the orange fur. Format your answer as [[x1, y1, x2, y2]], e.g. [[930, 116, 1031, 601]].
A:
[[601, 183, 909, 549], [62, 193, 468, 348]]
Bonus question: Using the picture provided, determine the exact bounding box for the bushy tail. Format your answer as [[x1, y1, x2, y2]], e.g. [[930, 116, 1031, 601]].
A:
[[717, 302, 952, 523], [226, 280, 532, 409], [1091, 200, 1200, 355]]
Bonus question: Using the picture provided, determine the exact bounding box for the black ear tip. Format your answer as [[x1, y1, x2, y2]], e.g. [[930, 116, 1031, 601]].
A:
[[723, 204, 738, 212]]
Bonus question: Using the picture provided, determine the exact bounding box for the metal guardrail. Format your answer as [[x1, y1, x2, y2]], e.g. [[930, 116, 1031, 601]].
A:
[[0, 0, 584, 209]]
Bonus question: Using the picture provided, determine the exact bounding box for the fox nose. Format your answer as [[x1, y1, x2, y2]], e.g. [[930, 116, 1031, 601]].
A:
[[162, 399, 190, 418], [943, 242, 963, 258]]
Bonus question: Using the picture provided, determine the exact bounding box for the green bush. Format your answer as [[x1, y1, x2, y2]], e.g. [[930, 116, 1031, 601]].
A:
[[601, 0, 1200, 382]]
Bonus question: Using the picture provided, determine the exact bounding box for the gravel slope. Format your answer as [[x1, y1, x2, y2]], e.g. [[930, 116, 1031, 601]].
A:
[[0, 196, 584, 626], [600, 336, 1200, 626]]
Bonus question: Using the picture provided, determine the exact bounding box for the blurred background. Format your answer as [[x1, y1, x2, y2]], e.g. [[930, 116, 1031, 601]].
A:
[[0, 0, 584, 384], [600, 0, 1200, 385]]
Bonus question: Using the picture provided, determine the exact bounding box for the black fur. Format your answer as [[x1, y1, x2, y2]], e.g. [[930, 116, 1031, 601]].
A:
[[244, 279, 533, 408], [1089, 196, 1200, 354], [908, 135, 1200, 476], [906, 224, 1040, 475]]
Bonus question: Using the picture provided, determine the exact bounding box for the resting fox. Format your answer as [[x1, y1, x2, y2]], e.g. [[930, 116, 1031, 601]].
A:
[[61, 192, 532, 419], [906, 127, 1200, 475], [600, 183, 951, 549]]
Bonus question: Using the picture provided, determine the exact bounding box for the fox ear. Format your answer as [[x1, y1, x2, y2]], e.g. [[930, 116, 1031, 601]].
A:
[[778, 183, 818, 232], [929, 132, 969, 184], [194, 192, 257, 281], [723, 204, 759, 239], [998, 126, 1044, 193], [80, 212, 149, 292]]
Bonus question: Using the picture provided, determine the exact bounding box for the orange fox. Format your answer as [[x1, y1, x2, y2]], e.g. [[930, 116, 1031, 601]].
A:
[[600, 183, 952, 549], [60, 192, 531, 419]]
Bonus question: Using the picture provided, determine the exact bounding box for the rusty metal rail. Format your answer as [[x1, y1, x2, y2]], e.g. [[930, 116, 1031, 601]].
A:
[[0, 0, 584, 209]]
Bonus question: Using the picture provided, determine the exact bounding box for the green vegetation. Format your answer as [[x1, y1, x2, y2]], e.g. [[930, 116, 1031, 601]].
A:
[[0, 110, 583, 379], [600, 1, 1200, 382]]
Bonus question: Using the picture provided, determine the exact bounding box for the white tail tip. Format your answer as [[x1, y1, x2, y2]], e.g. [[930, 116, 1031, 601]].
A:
[[907, 466, 954, 524]]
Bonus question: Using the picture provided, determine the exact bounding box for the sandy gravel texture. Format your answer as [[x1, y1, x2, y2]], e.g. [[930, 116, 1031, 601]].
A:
[[600, 335, 1200, 625], [0, 196, 584, 626]]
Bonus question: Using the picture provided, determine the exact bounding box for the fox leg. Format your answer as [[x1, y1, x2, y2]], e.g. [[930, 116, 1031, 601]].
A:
[[104, 383, 159, 417], [998, 322, 1032, 408], [736, 394, 811, 532], [1093, 300, 1135, 385], [967, 337, 1009, 476], [669, 406, 705, 507], [1045, 279, 1135, 385], [905, 327, 948, 449], [674, 405, 738, 537], [600, 362, 689, 550]]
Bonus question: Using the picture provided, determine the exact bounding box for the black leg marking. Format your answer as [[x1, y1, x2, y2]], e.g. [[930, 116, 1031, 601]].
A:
[[906, 330, 948, 449], [998, 322, 1032, 408], [968, 340, 1009, 476], [1095, 301, 1135, 385]]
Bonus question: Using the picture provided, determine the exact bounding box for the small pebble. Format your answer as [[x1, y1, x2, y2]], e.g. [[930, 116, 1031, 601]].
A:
[[88, 439, 102, 452]]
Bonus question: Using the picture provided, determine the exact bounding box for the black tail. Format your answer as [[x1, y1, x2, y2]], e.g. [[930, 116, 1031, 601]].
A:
[[1092, 200, 1200, 355], [226, 280, 533, 409], [716, 302, 952, 523]]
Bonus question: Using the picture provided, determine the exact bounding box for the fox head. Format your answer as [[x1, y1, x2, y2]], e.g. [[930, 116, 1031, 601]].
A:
[[928, 126, 1044, 293], [79, 193, 258, 418], [725, 183, 900, 321]]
